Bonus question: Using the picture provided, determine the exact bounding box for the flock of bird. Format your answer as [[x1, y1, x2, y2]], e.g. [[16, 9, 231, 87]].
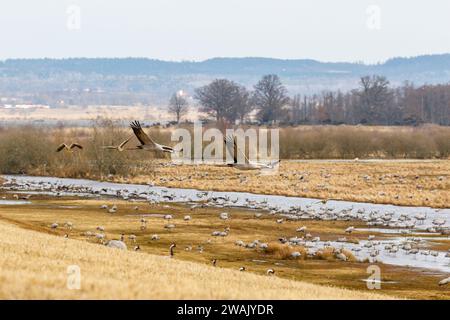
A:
[[3, 174, 450, 287], [55, 120, 279, 170], [57, 121, 180, 154], [46, 201, 450, 286]]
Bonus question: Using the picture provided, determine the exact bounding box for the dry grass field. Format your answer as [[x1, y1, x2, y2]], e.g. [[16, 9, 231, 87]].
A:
[[1, 122, 449, 300], [0, 218, 390, 300], [1, 192, 449, 299], [0, 105, 201, 123], [115, 160, 450, 208], [1, 123, 449, 208]]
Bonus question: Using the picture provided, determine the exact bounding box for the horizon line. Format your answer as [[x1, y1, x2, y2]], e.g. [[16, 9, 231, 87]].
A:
[[2, 52, 450, 66]]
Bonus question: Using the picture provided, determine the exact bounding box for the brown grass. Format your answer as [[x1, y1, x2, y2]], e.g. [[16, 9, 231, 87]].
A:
[[265, 243, 302, 259], [280, 125, 450, 159], [1, 193, 449, 299], [0, 219, 391, 300], [123, 160, 450, 208], [1, 123, 449, 207]]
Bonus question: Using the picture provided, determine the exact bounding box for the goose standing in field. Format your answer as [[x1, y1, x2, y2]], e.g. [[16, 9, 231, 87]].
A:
[[130, 120, 181, 153], [239, 267, 246, 271], [108, 204, 117, 214], [335, 251, 348, 261], [219, 212, 229, 220], [296, 226, 307, 233], [151, 234, 160, 241], [128, 234, 137, 243], [223, 135, 280, 171], [169, 243, 176, 257], [101, 136, 134, 152], [14, 194, 31, 201], [140, 218, 147, 230], [211, 259, 217, 267], [56, 143, 83, 152], [266, 269, 275, 275]]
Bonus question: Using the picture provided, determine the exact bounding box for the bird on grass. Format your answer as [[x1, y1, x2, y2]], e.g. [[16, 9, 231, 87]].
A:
[[439, 277, 450, 286], [130, 120, 182, 153], [266, 269, 275, 275], [345, 226, 355, 234], [56, 143, 83, 152], [211, 259, 217, 267], [169, 243, 176, 257], [13, 194, 31, 200]]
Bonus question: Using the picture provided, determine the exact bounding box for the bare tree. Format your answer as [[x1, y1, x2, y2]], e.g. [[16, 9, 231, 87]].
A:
[[253, 74, 290, 123], [194, 79, 242, 126], [357, 75, 393, 124], [234, 86, 253, 124], [168, 92, 189, 123]]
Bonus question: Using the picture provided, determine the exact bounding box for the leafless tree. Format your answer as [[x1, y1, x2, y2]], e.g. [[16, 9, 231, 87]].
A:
[[168, 92, 189, 123], [194, 79, 242, 126], [234, 86, 253, 124], [357, 75, 393, 124], [253, 74, 290, 123]]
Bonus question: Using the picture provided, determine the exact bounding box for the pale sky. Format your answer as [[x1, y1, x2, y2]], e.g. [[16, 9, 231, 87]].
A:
[[1, 0, 450, 63]]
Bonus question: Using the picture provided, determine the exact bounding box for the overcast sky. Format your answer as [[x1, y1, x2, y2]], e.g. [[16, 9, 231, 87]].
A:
[[1, 0, 450, 63]]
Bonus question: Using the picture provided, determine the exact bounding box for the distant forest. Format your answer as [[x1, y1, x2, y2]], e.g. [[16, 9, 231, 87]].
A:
[[288, 77, 450, 126], [1, 55, 450, 125], [192, 75, 450, 126]]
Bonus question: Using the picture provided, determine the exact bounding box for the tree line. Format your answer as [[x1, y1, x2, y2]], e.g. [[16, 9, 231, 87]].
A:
[[168, 75, 450, 126]]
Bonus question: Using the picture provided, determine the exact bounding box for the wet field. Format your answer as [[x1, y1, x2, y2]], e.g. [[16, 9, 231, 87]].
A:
[[1, 175, 449, 299]]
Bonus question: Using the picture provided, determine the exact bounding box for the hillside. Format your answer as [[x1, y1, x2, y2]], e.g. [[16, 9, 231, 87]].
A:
[[1, 54, 450, 104], [0, 220, 390, 300]]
